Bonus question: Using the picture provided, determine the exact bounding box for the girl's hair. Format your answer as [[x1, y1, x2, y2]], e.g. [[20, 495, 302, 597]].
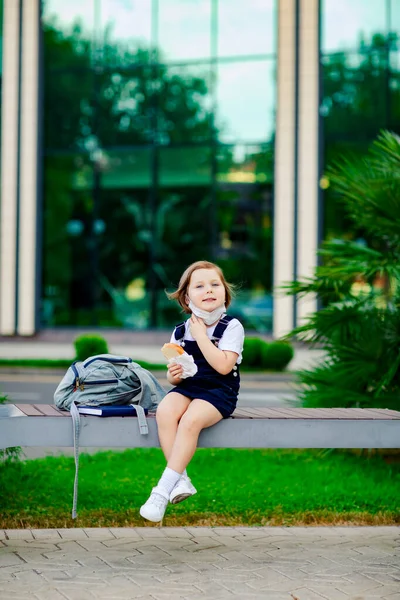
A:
[[167, 260, 235, 314]]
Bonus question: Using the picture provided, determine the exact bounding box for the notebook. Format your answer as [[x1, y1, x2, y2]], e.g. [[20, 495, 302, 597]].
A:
[[77, 405, 148, 417]]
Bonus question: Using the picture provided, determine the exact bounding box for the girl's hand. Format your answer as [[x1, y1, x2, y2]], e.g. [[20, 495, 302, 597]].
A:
[[189, 314, 207, 340], [167, 361, 183, 379]]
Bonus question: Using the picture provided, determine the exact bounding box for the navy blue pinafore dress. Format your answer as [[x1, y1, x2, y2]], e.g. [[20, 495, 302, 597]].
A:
[[169, 315, 240, 419]]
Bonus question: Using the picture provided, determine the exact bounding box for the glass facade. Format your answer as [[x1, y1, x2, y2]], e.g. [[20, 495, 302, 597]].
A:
[[41, 0, 276, 330], [321, 0, 400, 240]]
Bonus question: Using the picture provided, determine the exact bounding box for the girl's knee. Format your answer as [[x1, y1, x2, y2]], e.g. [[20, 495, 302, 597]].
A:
[[178, 412, 203, 434], [156, 396, 188, 425]]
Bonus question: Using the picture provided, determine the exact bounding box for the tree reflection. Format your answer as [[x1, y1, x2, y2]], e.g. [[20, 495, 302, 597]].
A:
[[43, 19, 274, 327], [322, 33, 400, 240]]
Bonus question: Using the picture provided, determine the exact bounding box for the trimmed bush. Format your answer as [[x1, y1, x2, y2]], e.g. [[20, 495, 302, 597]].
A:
[[261, 341, 294, 371], [243, 337, 294, 371], [74, 334, 109, 362], [242, 337, 265, 367]]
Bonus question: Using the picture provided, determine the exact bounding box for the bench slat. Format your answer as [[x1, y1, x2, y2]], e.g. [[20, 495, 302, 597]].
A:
[[8, 404, 400, 421], [34, 404, 69, 417], [14, 404, 43, 416]]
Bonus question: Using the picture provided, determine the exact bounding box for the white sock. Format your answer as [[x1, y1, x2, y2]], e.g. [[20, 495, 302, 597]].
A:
[[182, 469, 188, 480], [157, 467, 182, 495]]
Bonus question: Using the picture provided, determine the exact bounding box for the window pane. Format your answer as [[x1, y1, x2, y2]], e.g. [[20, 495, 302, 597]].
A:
[[159, 146, 212, 186], [322, 51, 389, 140], [42, 154, 95, 326], [156, 64, 213, 144], [216, 60, 275, 143], [217, 0, 275, 58], [96, 149, 152, 328], [45, 70, 95, 150], [157, 0, 211, 62], [43, 0, 94, 68], [389, 51, 400, 130], [322, 0, 387, 53], [217, 144, 273, 185], [98, 0, 152, 66], [96, 66, 154, 146], [215, 143, 273, 331], [391, 0, 400, 43]]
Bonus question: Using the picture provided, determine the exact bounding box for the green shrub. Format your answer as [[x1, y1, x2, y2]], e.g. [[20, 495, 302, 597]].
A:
[[74, 334, 109, 362], [0, 394, 21, 463], [243, 337, 294, 370], [242, 337, 265, 367], [261, 341, 294, 371]]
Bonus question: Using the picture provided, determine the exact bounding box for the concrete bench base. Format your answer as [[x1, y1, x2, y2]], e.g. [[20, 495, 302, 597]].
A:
[[1, 404, 400, 449]]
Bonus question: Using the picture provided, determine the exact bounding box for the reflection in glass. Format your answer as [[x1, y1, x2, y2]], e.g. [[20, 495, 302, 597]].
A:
[[42, 0, 277, 331], [43, 0, 94, 67], [389, 51, 400, 130], [156, 64, 213, 144], [157, 0, 211, 62], [321, 1, 400, 244], [215, 143, 273, 331], [45, 70, 95, 150], [216, 144, 273, 184], [391, 0, 400, 43], [322, 0, 386, 53], [216, 60, 275, 143], [42, 154, 95, 326], [98, 0, 152, 66], [95, 149, 151, 328], [96, 66, 154, 146], [159, 146, 212, 186], [217, 0, 275, 58], [322, 50, 388, 140]]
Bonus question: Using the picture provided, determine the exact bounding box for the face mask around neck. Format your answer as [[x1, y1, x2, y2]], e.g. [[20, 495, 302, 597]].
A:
[[188, 300, 226, 326]]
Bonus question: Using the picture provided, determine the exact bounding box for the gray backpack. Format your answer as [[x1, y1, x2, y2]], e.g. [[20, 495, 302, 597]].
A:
[[54, 354, 165, 518]]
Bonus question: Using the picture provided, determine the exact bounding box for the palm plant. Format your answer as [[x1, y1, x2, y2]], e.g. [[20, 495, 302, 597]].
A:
[[284, 131, 400, 410]]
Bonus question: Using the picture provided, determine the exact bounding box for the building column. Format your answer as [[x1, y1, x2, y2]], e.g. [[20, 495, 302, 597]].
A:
[[272, 0, 297, 339], [0, 0, 21, 335], [18, 0, 41, 335], [0, 0, 41, 336], [297, 0, 320, 325]]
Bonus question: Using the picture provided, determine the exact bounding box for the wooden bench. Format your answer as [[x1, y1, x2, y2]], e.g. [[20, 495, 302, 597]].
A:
[[1, 404, 400, 449]]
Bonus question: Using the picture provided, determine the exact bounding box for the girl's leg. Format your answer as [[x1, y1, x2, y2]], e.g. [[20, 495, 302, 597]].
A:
[[140, 399, 222, 522], [156, 392, 191, 460], [167, 399, 223, 474]]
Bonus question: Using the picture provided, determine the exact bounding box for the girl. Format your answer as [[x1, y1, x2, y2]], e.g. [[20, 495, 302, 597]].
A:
[[140, 260, 245, 522]]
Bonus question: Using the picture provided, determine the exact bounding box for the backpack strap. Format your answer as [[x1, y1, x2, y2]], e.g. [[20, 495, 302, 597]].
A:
[[173, 321, 186, 342], [211, 315, 235, 343]]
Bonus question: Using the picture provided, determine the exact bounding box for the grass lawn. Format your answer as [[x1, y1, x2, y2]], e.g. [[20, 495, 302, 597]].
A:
[[1, 449, 399, 529]]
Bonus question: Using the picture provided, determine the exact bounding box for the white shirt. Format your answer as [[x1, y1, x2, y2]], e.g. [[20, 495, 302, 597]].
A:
[[170, 317, 245, 364]]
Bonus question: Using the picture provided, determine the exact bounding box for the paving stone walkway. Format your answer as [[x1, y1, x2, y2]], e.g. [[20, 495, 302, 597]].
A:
[[0, 527, 399, 600]]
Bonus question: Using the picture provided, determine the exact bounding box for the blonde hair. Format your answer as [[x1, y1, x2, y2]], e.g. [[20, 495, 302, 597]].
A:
[[167, 261, 235, 314]]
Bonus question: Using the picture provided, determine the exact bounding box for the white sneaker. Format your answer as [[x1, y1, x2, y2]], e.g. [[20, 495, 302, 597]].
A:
[[169, 476, 197, 505], [140, 487, 169, 522]]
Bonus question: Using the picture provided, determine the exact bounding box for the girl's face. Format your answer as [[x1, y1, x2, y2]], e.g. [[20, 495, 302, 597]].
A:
[[187, 268, 226, 312]]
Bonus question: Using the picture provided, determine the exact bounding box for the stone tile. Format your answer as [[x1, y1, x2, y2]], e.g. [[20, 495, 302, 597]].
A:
[[83, 528, 117, 539], [162, 528, 194, 539], [4, 530, 34, 540], [57, 529, 89, 540], [108, 528, 143, 539], [134, 528, 167, 538], [31, 529, 62, 540], [185, 527, 215, 537], [0, 527, 398, 599]]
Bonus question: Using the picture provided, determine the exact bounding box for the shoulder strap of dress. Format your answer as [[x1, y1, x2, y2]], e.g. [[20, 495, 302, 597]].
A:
[[212, 315, 234, 341], [173, 321, 186, 341]]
